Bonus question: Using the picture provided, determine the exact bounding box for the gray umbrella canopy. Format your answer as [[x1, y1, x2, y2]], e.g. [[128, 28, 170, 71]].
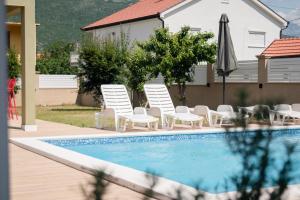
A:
[[216, 14, 238, 103]]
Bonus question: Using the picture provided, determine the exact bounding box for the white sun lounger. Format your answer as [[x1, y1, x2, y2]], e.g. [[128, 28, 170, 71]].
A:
[[192, 105, 225, 127], [274, 104, 300, 125], [144, 84, 203, 129], [292, 104, 300, 112], [100, 84, 158, 131]]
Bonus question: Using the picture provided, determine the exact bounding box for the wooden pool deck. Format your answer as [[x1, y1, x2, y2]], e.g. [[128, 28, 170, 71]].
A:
[[9, 119, 155, 200]]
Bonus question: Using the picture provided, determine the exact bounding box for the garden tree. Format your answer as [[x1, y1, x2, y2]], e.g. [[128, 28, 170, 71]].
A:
[[36, 41, 78, 74], [138, 27, 217, 105], [7, 48, 21, 79], [78, 35, 129, 105], [127, 46, 153, 106]]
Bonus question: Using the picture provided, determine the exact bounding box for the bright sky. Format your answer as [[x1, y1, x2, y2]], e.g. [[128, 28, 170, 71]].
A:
[[261, 0, 300, 25]]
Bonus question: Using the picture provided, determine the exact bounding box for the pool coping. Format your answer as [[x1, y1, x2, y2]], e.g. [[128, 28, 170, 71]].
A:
[[10, 125, 300, 200]]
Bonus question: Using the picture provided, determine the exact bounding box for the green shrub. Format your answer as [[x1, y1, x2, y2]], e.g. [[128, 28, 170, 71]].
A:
[[78, 35, 129, 105], [7, 48, 21, 79], [36, 41, 78, 74]]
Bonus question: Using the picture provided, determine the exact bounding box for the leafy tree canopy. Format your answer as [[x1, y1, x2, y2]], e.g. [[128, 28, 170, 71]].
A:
[[126, 46, 154, 105], [36, 41, 78, 74], [138, 27, 217, 105]]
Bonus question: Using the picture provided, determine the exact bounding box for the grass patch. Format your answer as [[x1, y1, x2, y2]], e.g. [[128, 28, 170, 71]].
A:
[[34, 105, 100, 128]]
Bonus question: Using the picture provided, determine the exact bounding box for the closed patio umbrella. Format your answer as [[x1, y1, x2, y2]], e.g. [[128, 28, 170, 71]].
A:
[[217, 14, 238, 104]]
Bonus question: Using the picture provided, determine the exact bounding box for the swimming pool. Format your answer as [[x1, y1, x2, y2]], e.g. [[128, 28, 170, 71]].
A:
[[11, 127, 300, 199]]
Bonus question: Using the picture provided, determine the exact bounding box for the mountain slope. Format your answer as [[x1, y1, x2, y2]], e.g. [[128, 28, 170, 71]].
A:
[[36, 0, 136, 49]]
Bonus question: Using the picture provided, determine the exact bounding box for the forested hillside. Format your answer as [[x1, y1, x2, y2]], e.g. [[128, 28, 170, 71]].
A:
[[36, 0, 136, 50]]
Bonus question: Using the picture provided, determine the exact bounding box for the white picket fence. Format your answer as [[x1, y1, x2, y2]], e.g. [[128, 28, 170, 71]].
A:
[[214, 60, 258, 83], [268, 57, 300, 83]]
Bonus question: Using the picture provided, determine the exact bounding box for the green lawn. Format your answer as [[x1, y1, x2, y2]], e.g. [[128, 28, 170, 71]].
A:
[[35, 105, 100, 128]]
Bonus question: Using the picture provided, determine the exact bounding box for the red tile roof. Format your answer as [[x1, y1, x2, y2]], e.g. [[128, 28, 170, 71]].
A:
[[261, 38, 300, 58], [82, 0, 183, 30]]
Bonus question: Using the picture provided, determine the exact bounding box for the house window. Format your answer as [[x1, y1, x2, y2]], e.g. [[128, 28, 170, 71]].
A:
[[248, 31, 266, 48], [190, 27, 201, 34], [221, 0, 229, 4]]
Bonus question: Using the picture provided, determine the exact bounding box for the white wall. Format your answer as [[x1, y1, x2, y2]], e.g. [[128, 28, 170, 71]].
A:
[[268, 57, 300, 83], [214, 60, 258, 82], [39, 75, 78, 89], [17, 75, 79, 89], [90, 18, 162, 45], [162, 0, 284, 60]]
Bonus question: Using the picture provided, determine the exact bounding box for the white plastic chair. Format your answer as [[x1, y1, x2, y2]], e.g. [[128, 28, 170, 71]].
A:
[[144, 84, 203, 128], [292, 104, 300, 112], [100, 84, 158, 131], [217, 105, 238, 126], [193, 105, 224, 127], [274, 104, 300, 125]]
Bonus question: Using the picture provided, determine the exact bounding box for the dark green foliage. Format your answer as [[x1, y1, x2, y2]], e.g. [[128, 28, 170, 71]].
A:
[[225, 93, 296, 200], [7, 49, 21, 79], [36, 41, 78, 74], [138, 27, 217, 105], [78, 35, 129, 105], [226, 130, 295, 200], [82, 170, 109, 200]]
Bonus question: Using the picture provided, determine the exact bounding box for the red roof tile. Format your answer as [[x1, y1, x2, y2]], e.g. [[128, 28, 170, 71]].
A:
[[82, 0, 183, 30], [261, 38, 300, 58]]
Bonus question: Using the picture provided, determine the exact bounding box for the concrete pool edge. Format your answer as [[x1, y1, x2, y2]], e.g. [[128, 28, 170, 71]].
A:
[[10, 136, 215, 200], [9, 125, 300, 200]]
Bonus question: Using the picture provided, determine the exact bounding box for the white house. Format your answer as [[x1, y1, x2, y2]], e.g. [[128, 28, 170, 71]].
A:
[[82, 0, 287, 61]]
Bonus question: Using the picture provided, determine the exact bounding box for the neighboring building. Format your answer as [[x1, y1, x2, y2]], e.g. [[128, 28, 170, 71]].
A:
[[261, 38, 300, 58], [82, 0, 287, 61], [6, 22, 39, 56], [6, 22, 22, 54], [5, 0, 37, 132], [260, 38, 300, 83]]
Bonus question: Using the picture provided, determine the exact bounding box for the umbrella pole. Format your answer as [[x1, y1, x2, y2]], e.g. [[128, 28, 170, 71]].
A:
[[223, 74, 226, 104]]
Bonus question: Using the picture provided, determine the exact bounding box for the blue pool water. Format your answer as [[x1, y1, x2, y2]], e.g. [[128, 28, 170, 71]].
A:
[[44, 129, 300, 193]]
